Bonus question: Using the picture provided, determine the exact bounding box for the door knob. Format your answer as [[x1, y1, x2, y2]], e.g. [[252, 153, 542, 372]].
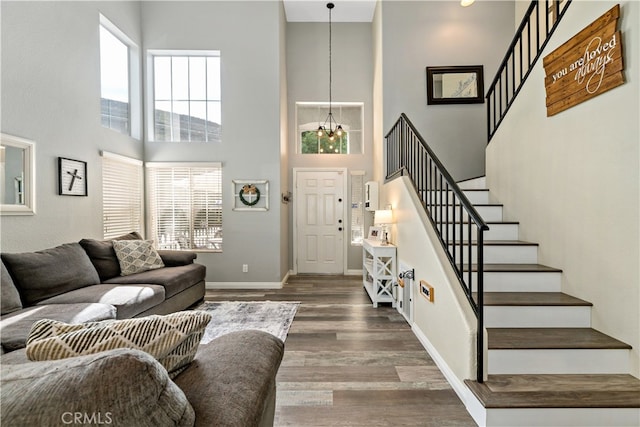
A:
[[338, 219, 342, 223], [338, 198, 342, 202]]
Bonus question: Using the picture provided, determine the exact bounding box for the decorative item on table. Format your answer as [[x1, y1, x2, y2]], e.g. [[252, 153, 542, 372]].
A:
[[374, 208, 394, 246], [368, 226, 382, 241]]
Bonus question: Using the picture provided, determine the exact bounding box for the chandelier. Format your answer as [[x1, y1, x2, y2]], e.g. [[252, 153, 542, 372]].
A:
[[317, 2, 344, 142]]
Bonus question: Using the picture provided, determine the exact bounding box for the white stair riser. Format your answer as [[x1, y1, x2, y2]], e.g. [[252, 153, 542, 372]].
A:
[[476, 272, 562, 292], [429, 205, 503, 222], [484, 306, 592, 328], [457, 177, 486, 190], [488, 349, 629, 374], [450, 245, 538, 264], [482, 408, 640, 427], [423, 190, 490, 204], [441, 223, 519, 242]]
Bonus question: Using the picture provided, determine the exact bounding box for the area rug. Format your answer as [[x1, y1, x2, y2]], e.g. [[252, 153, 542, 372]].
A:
[[196, 301, 299, 344]]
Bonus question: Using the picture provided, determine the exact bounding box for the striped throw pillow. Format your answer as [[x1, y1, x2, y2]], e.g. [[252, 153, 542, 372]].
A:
[[26, 311, 212, 378]]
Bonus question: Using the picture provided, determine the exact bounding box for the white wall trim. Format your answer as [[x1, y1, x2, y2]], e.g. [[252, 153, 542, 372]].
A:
[[411, 323, 482, 422], [206, 281, 283, 290]]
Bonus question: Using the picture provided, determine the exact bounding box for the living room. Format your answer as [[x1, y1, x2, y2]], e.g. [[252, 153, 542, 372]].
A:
[[1, 0, 639, 426]]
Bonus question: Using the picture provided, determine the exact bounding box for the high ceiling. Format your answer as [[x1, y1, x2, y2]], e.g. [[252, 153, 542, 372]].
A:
[[283, 0, 377, 22]]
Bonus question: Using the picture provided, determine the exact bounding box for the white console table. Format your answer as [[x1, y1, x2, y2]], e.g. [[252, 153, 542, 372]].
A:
[[362, 239, 396, 308]]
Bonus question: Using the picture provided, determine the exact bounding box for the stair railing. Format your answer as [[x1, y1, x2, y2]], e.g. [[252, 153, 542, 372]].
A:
[[487, 0, 572, 142], [385, 113, 489, 383]]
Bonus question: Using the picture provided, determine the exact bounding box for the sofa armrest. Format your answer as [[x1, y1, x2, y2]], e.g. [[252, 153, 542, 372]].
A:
[[158, 250, 197, 266]]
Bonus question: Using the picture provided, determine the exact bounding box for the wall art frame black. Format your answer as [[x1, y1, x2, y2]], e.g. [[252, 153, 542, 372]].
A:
[[426, 65, 484, 105]]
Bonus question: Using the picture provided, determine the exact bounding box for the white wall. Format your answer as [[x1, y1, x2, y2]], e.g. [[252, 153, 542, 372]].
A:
[[486, 0, 640, 377], [141, 1, 286, 284], [380, 1, 515, 181], [286, 22, 374, 271], [1, 1, 143, 251], [387, 176, 477, 384]]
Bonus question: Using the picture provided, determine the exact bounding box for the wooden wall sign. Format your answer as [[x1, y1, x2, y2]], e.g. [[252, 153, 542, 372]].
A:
[[543, 4, 624, 116]]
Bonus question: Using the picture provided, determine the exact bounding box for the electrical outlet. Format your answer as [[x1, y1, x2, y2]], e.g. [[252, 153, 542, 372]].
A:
[[242, 264, 248, 273], [420, 280, 434, 302]]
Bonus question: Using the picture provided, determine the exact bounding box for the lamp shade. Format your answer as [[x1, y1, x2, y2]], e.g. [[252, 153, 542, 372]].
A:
[[374, 209, 393, 225]]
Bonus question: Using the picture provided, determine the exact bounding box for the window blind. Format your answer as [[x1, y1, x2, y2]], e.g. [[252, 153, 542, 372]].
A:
[[146, 163, 222, 251], [350, 172, 365, 246], [101, 151, 143, 239]]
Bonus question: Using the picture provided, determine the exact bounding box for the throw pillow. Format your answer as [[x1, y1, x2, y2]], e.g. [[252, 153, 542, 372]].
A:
[[79, 231, 143, 281], [26, 311, 212, 379], [112, 239, 164, 276], [1, 260, 23, 315]]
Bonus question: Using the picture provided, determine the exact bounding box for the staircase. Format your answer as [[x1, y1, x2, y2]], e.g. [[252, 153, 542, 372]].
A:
[[456, 177, 640, 427]]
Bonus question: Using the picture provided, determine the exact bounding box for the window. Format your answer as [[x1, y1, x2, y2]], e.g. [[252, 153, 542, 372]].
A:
[[350, 171, 365, 245], [101, 152, 143, 239], [296, 102, 364, 154], [148, 51, 221, 142], [146, 163, 222, 251], [99, 17, 133, 135]]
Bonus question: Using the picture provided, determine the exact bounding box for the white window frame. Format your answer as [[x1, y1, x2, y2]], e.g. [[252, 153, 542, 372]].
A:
[[146, 50, 221, 143], [101, 151, 144, 239], [146, 162, 223, 252], [350, 171, 365, 246], [295, 102, 364, 154], [99, 14, 141, 139]]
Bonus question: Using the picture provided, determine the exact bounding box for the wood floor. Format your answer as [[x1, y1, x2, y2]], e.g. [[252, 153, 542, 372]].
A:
[[204, 274, 477, 427]]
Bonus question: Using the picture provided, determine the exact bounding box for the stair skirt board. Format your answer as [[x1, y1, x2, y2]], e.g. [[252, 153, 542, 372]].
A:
[[484, 306, 592, 328], [488, 349, 630, 375], [473, 272, 562, 292], [469, 405, 640, 427]]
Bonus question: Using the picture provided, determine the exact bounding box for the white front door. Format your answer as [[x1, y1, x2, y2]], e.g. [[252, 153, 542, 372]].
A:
[[295, 169, 345, 274]]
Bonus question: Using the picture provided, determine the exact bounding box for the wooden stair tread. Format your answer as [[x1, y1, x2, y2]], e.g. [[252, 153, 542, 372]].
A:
[[465, 374, 640, 408], [478, 292, 592, 306], [466, 263, 562, 273], [487, 328, 632, 350]]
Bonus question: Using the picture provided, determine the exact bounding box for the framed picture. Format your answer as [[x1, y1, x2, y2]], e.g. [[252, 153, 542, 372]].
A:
[[368, 226, 383, 240], [426, 65, 484, 105], [58, 157, 87, 196], [232, 180, 269, 211]]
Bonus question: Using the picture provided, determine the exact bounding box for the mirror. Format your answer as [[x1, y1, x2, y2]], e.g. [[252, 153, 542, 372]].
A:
[[426, 65, 484, 105], [1, 133, 36, 215]]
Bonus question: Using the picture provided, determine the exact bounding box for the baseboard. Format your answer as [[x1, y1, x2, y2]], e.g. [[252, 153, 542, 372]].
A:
[[411, 324, 477, 414], [346, 269, 363, 276], [206, 281, 284, 290]]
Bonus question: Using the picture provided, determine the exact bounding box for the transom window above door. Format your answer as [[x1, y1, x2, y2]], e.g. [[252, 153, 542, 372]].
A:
[[296, 102, 363, 154]]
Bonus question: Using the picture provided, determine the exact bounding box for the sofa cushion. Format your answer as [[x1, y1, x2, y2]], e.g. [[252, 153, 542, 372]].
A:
[[1, 260, 22, 315], [0, 303, 116, 352], [79, 231, 142, 281], [105, 264, 206, 298], [113, 239, 165, 276], [1, 243, 100, 306], [1, 348, 195, 427], [26, 311, 212, 379], [158, 250, 197, 267], [173, 330, 284, 427], [36, 284, 165, 319]]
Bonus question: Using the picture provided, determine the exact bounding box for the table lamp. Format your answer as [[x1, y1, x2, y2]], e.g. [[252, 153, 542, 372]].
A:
[[374, 209, 394, 245]]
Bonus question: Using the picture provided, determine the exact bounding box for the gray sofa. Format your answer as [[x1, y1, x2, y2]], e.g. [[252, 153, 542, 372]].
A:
[[0, 232, 206, 353], [0, 234, 285, 426]]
